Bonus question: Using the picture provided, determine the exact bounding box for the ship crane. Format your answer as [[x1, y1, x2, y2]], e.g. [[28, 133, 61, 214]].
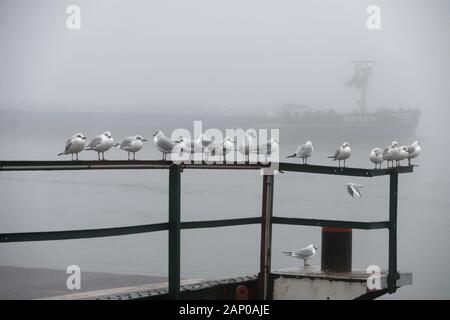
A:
[[345, 61, 375, 114]]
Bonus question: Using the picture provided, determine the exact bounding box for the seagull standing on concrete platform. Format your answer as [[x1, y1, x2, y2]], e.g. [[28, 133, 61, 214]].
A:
[[153, 130, 179, 160], [328, 142, 351, 167], [287, 141, 314, 164], [283, 244, 318, 266], [115, 135, 147, 160], [58, 132, 87, 160], [406, 141, 421, 166], [345, 183, 363, 197], [369, 147, 384, 169], [84, 131, 114, 160]]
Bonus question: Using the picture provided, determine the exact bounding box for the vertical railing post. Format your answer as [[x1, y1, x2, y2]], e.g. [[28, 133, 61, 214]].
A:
[[388, 172, 399, 293], [259, 174, 274, 300], [169, 164, 181, 299]]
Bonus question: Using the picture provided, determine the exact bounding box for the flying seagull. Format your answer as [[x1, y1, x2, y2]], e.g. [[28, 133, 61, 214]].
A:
[[346, 183, 363, 197]]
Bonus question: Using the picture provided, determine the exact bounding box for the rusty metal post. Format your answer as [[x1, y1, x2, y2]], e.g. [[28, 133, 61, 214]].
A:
[[388, 172, 399, 293], [259, 174, 274, 299], [168, 164, 181, 299]]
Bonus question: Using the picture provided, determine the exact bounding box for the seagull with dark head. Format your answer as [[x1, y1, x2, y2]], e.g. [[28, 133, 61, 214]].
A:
[[283, 244, 318, 266], [84, 131, 114, 160], [58, 132, 87, 160], [328, 142, 351, 167], [115, 135, 147, 160]]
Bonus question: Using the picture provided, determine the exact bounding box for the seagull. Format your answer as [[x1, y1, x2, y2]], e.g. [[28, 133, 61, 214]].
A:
[[178, 136, 206, 156], [328, 142, 351, 167], [57, 132, 87, 160], [195, 134, 214, 148], [153, 130, 179, 160], [287, 141, 314, 164], [346, 183, 363, 197], [369, 147, 384, 169], [283, 244, 318, 266], [394, 145, 409, 166], [115, 135, 147, 160], [406, 141, 421, 166], [238, 132, 258, 162], [84, 131, 114, 160], [382, 141, 399, 167], [205, 137, 235, 162], [256, 139, 279, 155]]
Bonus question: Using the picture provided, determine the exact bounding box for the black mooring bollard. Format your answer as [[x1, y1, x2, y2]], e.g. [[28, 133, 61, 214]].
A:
[[321, 227, 352, 273]]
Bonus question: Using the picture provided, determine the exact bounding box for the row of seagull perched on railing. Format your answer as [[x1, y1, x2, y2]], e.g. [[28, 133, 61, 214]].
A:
[[57, 130, 421, 168]]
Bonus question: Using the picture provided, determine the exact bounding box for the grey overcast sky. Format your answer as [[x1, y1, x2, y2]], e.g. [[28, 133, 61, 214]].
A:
[[0, 0, 449, 115]]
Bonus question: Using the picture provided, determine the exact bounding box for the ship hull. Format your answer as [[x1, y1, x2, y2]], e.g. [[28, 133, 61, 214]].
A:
[[248, 109, 421, 144]]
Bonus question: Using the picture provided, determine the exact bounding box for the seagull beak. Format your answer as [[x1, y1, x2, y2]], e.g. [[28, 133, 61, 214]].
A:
[[142, 139, 148, 142], [82, 137, 87, 140]]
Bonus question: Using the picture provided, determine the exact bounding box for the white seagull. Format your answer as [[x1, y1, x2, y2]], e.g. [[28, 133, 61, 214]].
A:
[[84, 131, 114, 160], [369, 147, 384, 169], [205, 137, 235, 162], [328, 142, 351, 167], [346, 183, 363, 197], [256, 139, 279, 156], [394, 145, 409, 166], [238, 132, 258, 162], [287, 141, 314, 164], [195, 134, 214, 148], [283, 244, 318, 266], [58, 132, 87, 160], [178, 136, 206, 156], [406, 141, 421, 165], [153, 130, 179, 160], [115, 135, 147, 160], [382, 141, 399, 167]]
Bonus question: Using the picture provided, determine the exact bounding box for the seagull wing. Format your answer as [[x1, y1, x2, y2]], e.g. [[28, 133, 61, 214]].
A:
[[351, 184, 361, 197], [120, 137, 134, 149], [64, 138, 74, 153], [86, 136, 103, 149], [346, 185, 353, 197], [293, 247, 314, 258], [407, 145, 416, 155], [333, 148, 341, 159], [157, 135, 176, 151]]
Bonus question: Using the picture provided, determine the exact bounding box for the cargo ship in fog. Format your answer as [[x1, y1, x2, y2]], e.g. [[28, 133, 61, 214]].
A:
[[252, 62, 421, 143]]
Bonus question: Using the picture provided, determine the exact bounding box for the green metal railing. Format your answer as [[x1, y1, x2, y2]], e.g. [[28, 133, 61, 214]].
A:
[[0, 160, 413, 298]]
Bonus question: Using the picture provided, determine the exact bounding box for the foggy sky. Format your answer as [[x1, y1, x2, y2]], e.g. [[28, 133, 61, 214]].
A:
[[0, 0, 449, 116]]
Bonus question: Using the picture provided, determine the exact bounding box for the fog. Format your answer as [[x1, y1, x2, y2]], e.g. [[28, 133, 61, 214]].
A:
[[0, 0, 449, 119], [1, 1, 450, 299]]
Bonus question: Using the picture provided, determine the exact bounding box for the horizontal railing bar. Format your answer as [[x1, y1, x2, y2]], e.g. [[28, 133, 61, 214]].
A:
[[272, 216, 390, 230], [181, 217, 261, 229], [278, 163, 413, 177], [0, 222, 169, 243], [0, 217, 264, 243], [0, 160, 269, 171], [0, 160, 413, 176]]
